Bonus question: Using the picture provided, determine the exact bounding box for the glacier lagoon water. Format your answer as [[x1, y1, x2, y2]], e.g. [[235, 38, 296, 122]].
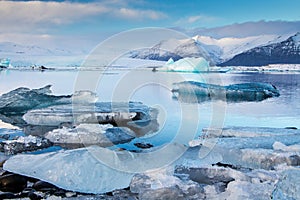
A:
[[0, 69, 299, 150]]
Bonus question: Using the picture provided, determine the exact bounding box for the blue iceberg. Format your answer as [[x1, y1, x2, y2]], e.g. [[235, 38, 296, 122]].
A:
[[172, 81, 280, 103], [0, 85, 70, 115]]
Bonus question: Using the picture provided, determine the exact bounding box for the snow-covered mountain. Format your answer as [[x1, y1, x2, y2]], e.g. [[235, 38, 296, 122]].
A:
[[0, 42, 85, 67], [130, 38, 212, 63], [219, 32, 300, 66], [1, 22, 300, 67], [194, 34, 290, 62], [131, 21, 300, 66], [129, 33, 293, 65], [0, 42, 75, 56]]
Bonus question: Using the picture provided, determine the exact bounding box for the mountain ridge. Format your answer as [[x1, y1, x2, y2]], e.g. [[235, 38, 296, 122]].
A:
[[219, 32, 300, 66]]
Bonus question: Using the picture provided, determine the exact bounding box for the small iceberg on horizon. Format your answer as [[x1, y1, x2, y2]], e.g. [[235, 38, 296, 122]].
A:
[[160, 57, 209, 72], [0, 58, 11, 68]]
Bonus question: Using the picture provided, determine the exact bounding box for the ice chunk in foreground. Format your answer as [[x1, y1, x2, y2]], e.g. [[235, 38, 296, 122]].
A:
[[130, 169, 205, 200], [272, 168, 300, 199], [172, 81, 280, 103], [4, 146, 134, 194], [4, 143, 186, 193], [160, 57, 209, 72], [0, 135, 52, 155], [189, 127, 300, 170], [222, 180, 274, 200], [45, 124, 135, 147]]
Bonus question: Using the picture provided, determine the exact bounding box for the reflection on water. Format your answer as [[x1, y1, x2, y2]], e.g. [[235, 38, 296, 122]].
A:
[[1, 69, 300, 148]]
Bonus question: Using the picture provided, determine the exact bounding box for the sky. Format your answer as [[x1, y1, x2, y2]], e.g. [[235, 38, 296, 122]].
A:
[[0, 0, 299, 50]]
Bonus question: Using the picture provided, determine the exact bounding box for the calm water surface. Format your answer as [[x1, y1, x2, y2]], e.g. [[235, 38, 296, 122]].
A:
[[1, 69, 299, 149]]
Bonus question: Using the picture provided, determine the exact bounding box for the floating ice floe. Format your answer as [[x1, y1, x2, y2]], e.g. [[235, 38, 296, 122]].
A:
[[23, 101, 159, 136], [0, 86, 159, 137], [0, 85, 70, 115], [160, 57, 209, 72], [45, 124, 135, 147], [172, 81, 280, 103], [0, 85, 71, 127]]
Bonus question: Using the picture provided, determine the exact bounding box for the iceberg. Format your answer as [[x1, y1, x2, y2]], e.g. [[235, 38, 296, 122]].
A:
[[0, 85, 70, 127], [0, 86, 159, 136], [23, 102, 159, 136], [0, 85, 70, 115], [172, 81, 280, 103], [45, 124, 135, 148], [160, 57, 209, 72], [0, 58, 10, 68]]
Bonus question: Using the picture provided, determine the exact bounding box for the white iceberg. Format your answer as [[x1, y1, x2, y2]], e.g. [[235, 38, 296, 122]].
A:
[[160, 57, 209, 72]]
